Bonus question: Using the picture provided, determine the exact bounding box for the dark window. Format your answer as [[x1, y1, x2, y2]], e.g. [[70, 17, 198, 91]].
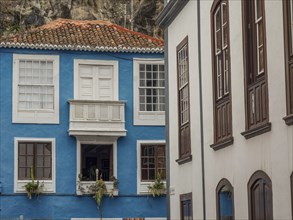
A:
[[141, 144, 166, 181], [177, 36, 191, 163], [211, 0, 233, 150], [248, 171, 273, 220], [283, 0, 293, 125], [139, 63, 165, 112], [18, 142, 52, 180], [216, 179, 234, 220], [81, 144, 113, 181], [241, 0, 271, 139], [180, 193, 193, 220]]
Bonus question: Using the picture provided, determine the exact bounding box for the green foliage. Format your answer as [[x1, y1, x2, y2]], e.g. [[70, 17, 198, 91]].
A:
[[24, 167, 44, 199], [148, 172, 166, 197], [88, 176, 107, 208]]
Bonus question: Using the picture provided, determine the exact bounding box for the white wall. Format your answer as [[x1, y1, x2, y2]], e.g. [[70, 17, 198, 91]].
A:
[[167, 1, 204, 219], [167, 0, 293, 219]]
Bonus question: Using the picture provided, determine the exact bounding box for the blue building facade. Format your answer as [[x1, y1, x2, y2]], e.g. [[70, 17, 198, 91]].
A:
[[0, 19, 166, 220]]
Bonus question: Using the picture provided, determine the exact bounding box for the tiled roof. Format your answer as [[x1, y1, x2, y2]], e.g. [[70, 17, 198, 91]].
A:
[[0, 19, 164, 53]]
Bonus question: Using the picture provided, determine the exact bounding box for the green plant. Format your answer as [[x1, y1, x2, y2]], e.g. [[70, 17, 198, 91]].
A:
[[148, 172, 166, 197], [23, 167, 44, 199], [88, 174, 107, 220]]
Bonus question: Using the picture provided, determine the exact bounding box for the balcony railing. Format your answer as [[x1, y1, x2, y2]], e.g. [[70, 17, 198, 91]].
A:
[[68, 99, 127, 138]]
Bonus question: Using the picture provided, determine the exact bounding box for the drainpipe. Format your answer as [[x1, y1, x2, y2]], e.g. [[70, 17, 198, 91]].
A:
[[163, 27, 171, 220], [197, 0, 206, 219]]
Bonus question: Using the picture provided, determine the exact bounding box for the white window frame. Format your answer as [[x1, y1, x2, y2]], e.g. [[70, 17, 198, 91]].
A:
[[14, 137, 56, 193], [136, 140, 166, 194], [74, 59, 119, 100], [76, 138, 117, 194], [12, 54, 59, 124], [133, 58, 165, 126]]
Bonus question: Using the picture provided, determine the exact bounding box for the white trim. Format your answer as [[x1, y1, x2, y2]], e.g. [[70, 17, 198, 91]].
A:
[[76, 138, 117, 193], [133, 59, 165, 126], [136, 140, 166, 194], [12, 54, 59, 124], [14, 137, 56, 193], [74, 59, 119, 101], [0, 42, 164, 54]]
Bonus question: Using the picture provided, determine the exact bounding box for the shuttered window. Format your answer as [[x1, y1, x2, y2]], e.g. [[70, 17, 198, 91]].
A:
[[180, 193, 193, 220], [211, 0, 233, 150], [241, 0, 271, 139], [283, 0, 293, 125], [176, 37, 191, 163], [248, 171, 273, 220]]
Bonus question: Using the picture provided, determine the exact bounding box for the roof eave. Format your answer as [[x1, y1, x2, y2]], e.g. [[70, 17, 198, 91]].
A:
[[0, 42, 164, 54]]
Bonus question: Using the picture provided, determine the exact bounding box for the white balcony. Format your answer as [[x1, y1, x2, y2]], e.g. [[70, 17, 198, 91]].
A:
[[68, 99, 127, 140]]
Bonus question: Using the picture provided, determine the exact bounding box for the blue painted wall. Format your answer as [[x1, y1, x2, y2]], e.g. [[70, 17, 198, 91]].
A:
[[0, 48, 166, 219]]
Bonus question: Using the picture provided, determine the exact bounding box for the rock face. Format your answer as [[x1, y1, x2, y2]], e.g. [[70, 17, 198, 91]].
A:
[[0, 0, 163, 38]]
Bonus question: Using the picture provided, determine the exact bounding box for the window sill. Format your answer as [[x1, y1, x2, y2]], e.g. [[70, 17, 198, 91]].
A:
[[15, 180, 55, 193], [241, 122, 271, 139], [210, 137, 234, 151], [138, 181, 167, 195], [283, 114, 293, 126], [176, 155, 192, 165]]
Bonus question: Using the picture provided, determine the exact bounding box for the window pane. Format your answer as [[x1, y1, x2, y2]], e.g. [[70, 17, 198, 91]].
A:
[[219, 186, 233, 219], [81, 144, 112, 181], [256, 0, 263, 20], [141, 144, 166, 181]]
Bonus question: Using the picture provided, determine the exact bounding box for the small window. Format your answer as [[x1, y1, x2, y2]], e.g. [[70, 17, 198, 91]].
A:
[[13, 54, 59, 124], [248, 171, 273, 220], [211, 0, 233, 150], [180, 193, 193, 220], [14, 138, 56, 193], [241, 0, 271, 139], [80, 144, 113, 181], [133, 59, 165, 126], [176, 37, 191, 164], [216, 179, 234, 220], [141, 144, 166, 181], [283, 0, 293, 125], [137, 140, 166, 194]]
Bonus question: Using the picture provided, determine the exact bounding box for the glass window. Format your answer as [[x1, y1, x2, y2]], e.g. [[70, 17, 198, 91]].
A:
[[139, 63, 165, 112], [141, 144, 166, 181], [177, 37, 191, 162], [81, 144, 113, 181], [241, 0, 270, 135], [211, 0, 233, 148], [13, 54, 59, 124], [216, 179, 234, 220], [283, 0, 293, 124], [18, 60, 54, 110], [18, 142, 52, 180]]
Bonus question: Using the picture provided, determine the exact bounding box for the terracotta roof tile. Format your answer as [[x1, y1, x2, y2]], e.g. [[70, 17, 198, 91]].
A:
[[0, 19, 164, 53]]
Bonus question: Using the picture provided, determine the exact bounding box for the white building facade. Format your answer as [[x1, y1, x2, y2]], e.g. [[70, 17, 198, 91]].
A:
[[158, 0, 293, 219]]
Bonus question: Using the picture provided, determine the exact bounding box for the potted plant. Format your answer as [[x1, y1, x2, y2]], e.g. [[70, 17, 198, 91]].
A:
[[109, 176, 119, 197], [148, 171, 166, 197], [23, 167, 44, 199]]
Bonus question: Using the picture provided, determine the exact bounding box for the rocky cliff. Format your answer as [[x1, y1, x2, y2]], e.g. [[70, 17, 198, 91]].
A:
[[0, 0, 164, 38]]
